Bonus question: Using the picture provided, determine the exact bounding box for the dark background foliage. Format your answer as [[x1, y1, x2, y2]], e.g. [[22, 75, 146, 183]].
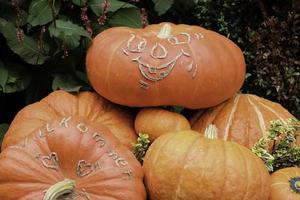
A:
[[0, 0, 299, 137]]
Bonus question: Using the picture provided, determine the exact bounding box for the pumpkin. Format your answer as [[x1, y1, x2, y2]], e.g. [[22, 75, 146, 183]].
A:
[[0, 116, 146, 200], [190, 93, 294, 148], [134, 108, 191, 142], [2, 90, 137, 150], [86, 22, 245, 109], [270, 167, 300, 200], [143, 127, 270, 200]]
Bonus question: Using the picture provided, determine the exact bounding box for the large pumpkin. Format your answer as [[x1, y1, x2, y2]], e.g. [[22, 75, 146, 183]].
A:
[[270, 167, 300, 200], [0, 117, 146, 199], [190, 93, 294, 148], [1, 90, 137, 150], [86, 22, 245, 109], [143, 129, 270, 200], [134, 108, 191, 142]]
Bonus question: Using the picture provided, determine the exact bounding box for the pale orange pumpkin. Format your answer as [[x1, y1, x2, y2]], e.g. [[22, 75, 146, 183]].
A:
[[2, 90, 137, 150], [134, 108, 191, 141], [190, 93, 295, 148], [143, 127, 270, 200], [0, 117, 146, 199], [86, 22, 245, 109], [270, 167, 300, 200]]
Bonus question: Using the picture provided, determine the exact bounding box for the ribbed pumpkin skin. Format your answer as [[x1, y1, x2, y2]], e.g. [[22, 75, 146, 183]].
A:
[[86, 22, 245, 109], [0, 117, 146, 200], [2, 90, 137, 150], [190, 94, 294, 148], [143, 131, 270, 200], [134, 108, 191, 141], [270, 167, 300, 200]]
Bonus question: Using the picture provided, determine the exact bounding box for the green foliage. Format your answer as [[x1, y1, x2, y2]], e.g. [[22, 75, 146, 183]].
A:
[[252, 118, 300, 172], [152, 0, 174, 15], [0, 123, 9, 148], [133, 133, 150, 163]]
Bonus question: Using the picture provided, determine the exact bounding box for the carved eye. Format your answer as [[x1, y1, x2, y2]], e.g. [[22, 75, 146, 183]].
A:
[[126, 34, 147, 53], [168, 33, 191, 45], [150, 43, 168, 59]]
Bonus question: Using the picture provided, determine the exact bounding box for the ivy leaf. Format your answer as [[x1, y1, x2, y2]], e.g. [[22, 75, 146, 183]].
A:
[[49, 19, 91, 49], [0, 123, 9, 147], [52, 74, 82, 92], [72, 0, 87, 6], [27, 0, 60, 27], [109, 8, 142, 28], [0, 18, 50, 65], [0, 61, 31, 93], [89, 0, 135, 16], [152, 0, 174, 15]]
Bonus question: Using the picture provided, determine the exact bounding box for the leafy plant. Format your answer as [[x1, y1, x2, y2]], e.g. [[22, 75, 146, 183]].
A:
[[252, 118, 300, 172], [133, 133, 150, 163]]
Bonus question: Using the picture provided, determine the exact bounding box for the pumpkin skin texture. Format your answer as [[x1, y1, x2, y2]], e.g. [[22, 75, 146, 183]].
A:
[[2, 90, 136, 150], [86, 22, 245, 109], [0, 117, 146, 200], [134, 108, 191, 142], [270, 167, 300, 200], [143, 131, 270, 200], [190, 93, 295, 148]]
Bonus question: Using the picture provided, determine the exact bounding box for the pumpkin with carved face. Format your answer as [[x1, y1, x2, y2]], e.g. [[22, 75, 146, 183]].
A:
[[86, 22, 246, 109]]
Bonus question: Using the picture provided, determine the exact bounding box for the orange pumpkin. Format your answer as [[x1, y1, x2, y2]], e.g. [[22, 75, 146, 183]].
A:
[[86, 22, 245, 109], [143, 128, 270, 200], [190, 93, 294, 148], [134, 108, 191, 141], [270, 167, 300, 200], [2, 90, 137, 150], [0, 117, 146, 200]]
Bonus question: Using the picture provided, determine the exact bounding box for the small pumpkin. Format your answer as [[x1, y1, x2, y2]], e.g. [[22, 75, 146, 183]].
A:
[[270, 167, 300, 200], [143, 126, 270, 200], [2, 90, 136, 150], [190, 93, 294, 148], [86, 22, 245, 109], [0, 117, 146, 200], [134, 108, 191, 142]]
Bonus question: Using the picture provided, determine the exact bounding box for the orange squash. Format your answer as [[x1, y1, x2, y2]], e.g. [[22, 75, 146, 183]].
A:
[[190, 93, 294, 148], [270, 167, 300, 200], [0, 117, 146, 199], [143, 128, 270, 200], [2, 90, 137, 150], [134, 108, 191, 141], [86, 22, 245, 109]]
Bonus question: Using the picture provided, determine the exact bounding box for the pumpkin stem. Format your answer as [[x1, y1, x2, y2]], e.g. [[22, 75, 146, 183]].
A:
[[289, 176, 300, 194], [157, 23, 172, 39], [204, 124, 218, 139], [43, 179, 76, 200]]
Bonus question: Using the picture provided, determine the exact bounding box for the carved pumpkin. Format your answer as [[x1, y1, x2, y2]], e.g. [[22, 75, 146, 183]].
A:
[[2, 90, 137, 150], [0, 117, 146, 200], [270, 167, 300, 200], [143, 128, 270, 200], [190, 93, 294, 148], [86, 22, 245, 109], [134, 108, 191, 141]]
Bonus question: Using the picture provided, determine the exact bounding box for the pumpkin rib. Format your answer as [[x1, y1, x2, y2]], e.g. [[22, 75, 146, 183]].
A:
[[173, 135, 200, 200], [253, 96, 285, 121], [223, 94, 240, 140], [247, 95, 267, 133]]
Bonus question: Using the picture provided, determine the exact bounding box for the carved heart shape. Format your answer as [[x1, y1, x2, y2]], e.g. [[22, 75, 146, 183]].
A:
[[76, 160, 93, 177], [41, 152, 59, 171]]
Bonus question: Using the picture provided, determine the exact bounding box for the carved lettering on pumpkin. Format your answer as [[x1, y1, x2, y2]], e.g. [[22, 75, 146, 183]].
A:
[[76, 160, 102, 177], [107, 149, 119, 160], [115, 158, 128, 167], [76, 123, 89, 133], [59, 116, 72, 128], [38, 129, 46, 138], [46, 123, 55, 133], [139, 80, 149, 90], [40, 152, 60, 171], [107, 149, 128, 167], [168, 32, 191, 45], [122, 169, 133, 180], [194, 33, 204, 40], [92, 132, 106, 148]]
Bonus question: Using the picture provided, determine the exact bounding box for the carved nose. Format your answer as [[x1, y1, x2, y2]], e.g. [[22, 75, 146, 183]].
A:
[[157, 23, 172, 39], [151, 43, 168, 59]]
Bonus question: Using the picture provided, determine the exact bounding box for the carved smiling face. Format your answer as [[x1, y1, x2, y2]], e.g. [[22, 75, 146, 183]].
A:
[[86, 22, 246, 109]]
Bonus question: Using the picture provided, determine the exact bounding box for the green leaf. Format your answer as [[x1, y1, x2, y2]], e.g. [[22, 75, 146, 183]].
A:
[[109, 8, 142, 28], [72, 0, 87, 6], [0, 62, 31, 93], [27, 0, 60, 27], [49, 19, 90, 49], [89, 0, 135, 16], [52, 74, 82, 92], [0, 18, 50, 65], [153, 0, 174, 15], [0, 123, 9, 146]]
